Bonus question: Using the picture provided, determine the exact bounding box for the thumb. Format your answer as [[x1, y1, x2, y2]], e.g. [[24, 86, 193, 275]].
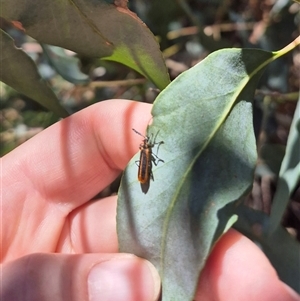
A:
[[2, 253, 161, 301]]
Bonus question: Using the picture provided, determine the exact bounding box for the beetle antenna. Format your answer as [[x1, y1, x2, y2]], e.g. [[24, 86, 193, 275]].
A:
[[132, 128, 147, 139]]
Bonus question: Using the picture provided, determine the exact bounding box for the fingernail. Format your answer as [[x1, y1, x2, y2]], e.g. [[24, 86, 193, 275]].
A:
[[88, 258, 160, 301]]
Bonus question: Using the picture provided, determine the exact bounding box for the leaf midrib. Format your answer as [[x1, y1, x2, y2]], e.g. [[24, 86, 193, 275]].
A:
[[159, 50, 276, 289]]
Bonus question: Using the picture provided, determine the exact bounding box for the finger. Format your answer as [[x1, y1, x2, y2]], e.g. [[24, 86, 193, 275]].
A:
[[2, 253, 161, 301], [2, 100, 151, 261], [56, 196, 118, 254], [3, 99, 151, 207], [195, 229, 299, 301]]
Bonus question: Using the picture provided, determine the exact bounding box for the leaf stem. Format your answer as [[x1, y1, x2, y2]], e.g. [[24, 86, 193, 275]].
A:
[[273, 35, 300, 60]]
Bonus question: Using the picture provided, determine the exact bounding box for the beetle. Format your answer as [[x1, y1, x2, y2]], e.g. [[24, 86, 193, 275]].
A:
[[132, 128, 164, 184]]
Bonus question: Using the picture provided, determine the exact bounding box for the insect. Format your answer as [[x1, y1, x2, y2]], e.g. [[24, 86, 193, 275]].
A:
[[132, 128, 164, 184]]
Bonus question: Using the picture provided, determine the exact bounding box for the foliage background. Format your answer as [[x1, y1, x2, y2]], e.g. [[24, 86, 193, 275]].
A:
[[1, 0, 299, 238]]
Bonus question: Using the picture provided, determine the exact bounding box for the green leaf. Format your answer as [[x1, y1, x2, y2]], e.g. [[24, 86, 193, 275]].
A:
[[117, 48, 274, 300], [0, 30, 69, 118], [269, 97, 300, 233], [42, 45, 89, 85], [260, 143, 286, 175], [0, 0, 170, 89]]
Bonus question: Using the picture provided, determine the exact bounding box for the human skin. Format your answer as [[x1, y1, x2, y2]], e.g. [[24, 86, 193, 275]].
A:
[[1, 99, 299, 301]]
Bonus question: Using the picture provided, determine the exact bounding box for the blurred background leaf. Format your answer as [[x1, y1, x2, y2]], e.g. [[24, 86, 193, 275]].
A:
[[41, 45, 90, 85], [0, 30, 69, 117], [0, 0, 170, 89]]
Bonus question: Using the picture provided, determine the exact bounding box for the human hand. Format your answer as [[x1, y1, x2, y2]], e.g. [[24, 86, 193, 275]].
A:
[[2, 99, 299, 301]]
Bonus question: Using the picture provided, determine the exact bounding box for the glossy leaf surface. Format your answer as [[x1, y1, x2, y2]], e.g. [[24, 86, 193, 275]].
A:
[[0, 0, 170, 89]]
